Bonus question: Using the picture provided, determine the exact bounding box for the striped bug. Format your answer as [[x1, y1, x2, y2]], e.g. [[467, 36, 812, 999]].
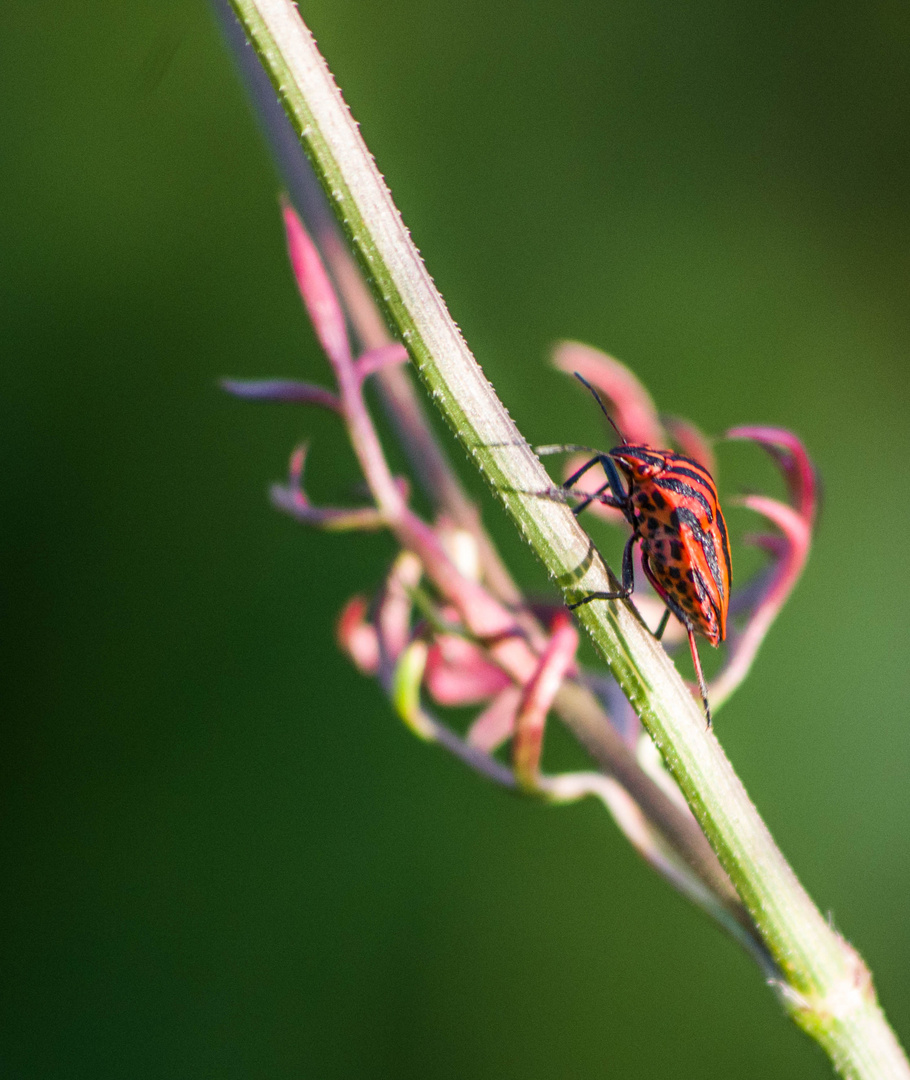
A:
[[547, 375, 731, 725]]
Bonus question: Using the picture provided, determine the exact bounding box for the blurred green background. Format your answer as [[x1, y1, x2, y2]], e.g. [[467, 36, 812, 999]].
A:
[[3, 1, 910, 1076]]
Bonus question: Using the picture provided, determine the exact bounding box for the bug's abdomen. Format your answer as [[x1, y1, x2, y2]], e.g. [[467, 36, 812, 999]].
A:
[[634, 514, 718, 642], [644, 538, 722, 644]]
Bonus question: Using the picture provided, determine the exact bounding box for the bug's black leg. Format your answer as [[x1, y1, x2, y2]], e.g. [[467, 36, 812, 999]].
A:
[[568, 534, 637, 609], [568, 591, 625, 609], [566, 453, 630, 519], [653, 608, 672, 641], [619, 530, 636, 593], [562, 453, 613, 491], [572, 481, 624, 517], [530, 453, 624, 513]]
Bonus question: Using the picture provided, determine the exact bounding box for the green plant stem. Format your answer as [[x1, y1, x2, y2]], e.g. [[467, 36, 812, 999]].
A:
[[223, 2, 910, 1076]]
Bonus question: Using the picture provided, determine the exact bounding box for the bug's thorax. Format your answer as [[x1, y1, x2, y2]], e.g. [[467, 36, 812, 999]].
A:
[[609, 446, 676, 535]]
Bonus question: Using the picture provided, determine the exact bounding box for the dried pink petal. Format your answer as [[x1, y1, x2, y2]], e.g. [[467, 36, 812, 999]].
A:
[[220, 379, 342, 412], [424, 634, 512, 705], [466, 686, 523, 752], [513, 614, 579, 786], [282, 200, 352, 369], [726, 426, 817, 525], [662, 415, 717, 475], [336, 596, 380, 674]]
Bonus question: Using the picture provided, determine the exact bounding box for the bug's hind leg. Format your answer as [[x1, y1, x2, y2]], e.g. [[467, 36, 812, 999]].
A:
[[653, 608, 672, 641], [684, 622, 713, 728], [568, 534, 636, 610], [568, 590, 627, 609]]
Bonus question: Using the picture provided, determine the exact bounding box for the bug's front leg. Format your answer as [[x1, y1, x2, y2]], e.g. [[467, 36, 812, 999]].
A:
[[566, 453, 629, 518], [567, 533, 637, 609], [571, 482, 625, 518]]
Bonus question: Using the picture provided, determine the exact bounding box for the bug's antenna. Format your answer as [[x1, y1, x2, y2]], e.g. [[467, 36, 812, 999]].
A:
[[573, 372, 627, 444]]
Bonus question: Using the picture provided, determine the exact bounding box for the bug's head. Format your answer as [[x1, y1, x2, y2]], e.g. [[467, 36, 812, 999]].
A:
[[611, 446, 664, 481]]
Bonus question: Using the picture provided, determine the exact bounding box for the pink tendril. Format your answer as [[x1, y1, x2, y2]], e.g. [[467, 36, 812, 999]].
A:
[[513, 614, 579, 784], [709, 428, 816, 708], [662, 415, 717, 475], [727, 426, 818, 525], [220, 379, 342, 412], [270, 444, 388, 531], [424, 635, 513, 705], [337, 596, 380, 674]]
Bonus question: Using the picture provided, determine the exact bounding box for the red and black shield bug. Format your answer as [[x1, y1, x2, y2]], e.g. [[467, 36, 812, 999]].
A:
[[547, 374, 732, 726]]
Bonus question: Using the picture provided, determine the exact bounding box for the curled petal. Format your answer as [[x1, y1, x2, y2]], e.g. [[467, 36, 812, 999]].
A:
[[282, 200, 352, 369], [710, 494, 811, 709], [726, 426, 818, 524], [356, 343, 409, 381], [220, 378, 342, 412], [270, 444, 387, 531], [466, 686, 523, 752], [375, 552, 423, 670], [513, 614, 579, 788], [553, 341, 665, 446], [271, 485, 387, 531], [662, 415, 717, 475], [336, 596, 380, 675], [425, 634, 512, 705], [392, 640, 436, 741], [707, 426, 818, 709], [392, 642, 517, 786]]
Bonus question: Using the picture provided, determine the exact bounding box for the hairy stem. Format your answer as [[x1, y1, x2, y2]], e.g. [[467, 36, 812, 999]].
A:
[[221, 2, 909, 1076]]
